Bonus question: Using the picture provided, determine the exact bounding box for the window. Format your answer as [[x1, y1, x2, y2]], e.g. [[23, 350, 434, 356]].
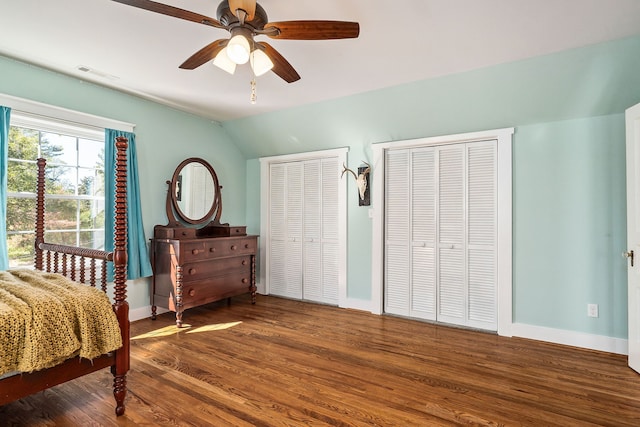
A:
[[6, 115, 105, 268]]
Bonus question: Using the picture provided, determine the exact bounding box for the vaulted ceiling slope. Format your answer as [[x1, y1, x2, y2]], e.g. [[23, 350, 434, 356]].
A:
[[1, 1, 640, 123]]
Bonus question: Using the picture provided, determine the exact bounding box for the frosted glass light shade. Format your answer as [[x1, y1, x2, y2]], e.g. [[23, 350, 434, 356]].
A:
[[250, 49, 274, 76], [226, 35, 250, 64], [212, 48, 236, 74]]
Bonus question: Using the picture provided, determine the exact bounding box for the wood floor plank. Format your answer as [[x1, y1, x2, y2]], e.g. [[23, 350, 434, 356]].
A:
[[2, 294, 640, 426]]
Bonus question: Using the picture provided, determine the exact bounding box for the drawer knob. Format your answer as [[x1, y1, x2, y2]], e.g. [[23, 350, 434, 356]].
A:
[[235, 229, 241, 233], [188, 268, 196, 275], [192, 249, 199, 255], [244, 244, 249, 249], [231, 245, 237, 250], [242, 278, 248, 284], [242, 259, 247, 266], [209, 247, 215, 253], [188, 288, 196, 297]]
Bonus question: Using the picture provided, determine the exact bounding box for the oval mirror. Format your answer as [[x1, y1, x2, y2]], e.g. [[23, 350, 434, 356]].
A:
[[169, 158, 220, 225]]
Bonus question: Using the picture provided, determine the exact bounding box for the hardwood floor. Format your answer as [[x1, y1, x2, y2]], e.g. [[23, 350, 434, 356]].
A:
[[2, 294, 640, 426]]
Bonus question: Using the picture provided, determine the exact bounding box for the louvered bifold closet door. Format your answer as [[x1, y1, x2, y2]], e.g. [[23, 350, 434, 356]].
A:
[[269, 163, 288, 296], [269, 162, 303, 299], [466, 141, 497, 330], [302, 159, 339, 304], [383, 140, 498, 330], [437, 145, 467, 326], [384, 149, 411, 315], [436, 140, 497, 329], [303, 160, 322, 301], [320, 158, 340, 303], [286, 162, 304, 299], [411, 148, 437, 320]]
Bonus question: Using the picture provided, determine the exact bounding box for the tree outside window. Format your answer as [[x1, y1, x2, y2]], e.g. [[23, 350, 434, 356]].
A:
[[7, 126, 104, 268]]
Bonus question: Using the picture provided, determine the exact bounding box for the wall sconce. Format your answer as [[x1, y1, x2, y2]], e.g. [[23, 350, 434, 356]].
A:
[[341, 161, 371, 206]]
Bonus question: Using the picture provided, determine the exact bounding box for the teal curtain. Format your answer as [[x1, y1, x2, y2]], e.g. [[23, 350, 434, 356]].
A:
[[0, 106, 10, 270], [105, 129, 152, 280]]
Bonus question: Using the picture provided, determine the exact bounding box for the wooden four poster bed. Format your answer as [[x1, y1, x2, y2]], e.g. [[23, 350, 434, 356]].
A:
[[0, 136, 130, 416]]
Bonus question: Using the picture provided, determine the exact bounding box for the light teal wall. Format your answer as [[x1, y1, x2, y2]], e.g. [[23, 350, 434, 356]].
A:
[[0, 55, 248, 311], [238, 35, 640, 338], [245, 158, 261, 235], [514, 114, 627, 338]]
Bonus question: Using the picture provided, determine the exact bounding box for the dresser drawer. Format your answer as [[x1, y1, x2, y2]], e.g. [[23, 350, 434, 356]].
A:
[[204, 237, 256, 258], [181, 256, 251, 283], [176, 237, 256, 261], [180, 275, 252, 309], [174, 241, 203, 258]]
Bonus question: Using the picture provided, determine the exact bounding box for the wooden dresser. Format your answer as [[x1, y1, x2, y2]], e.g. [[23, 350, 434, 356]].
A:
[[151, 230, 257, 327], [151, 157, 257, 327]]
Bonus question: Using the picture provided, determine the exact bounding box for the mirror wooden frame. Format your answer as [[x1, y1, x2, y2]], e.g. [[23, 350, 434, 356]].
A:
[[165, 157, 222, 227]]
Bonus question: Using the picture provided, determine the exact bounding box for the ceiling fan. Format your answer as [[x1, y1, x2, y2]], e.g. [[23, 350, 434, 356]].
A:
[[112, 0, 360, 83]]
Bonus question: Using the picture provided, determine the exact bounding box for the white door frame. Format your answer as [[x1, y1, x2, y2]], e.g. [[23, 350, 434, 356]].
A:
[[625, 102, 640, 372], [371, 128, 514, 337], [259, 148, 349, 306]]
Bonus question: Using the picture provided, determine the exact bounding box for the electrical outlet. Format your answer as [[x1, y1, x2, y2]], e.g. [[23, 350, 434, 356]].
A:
[[588, 304, 599, 318]]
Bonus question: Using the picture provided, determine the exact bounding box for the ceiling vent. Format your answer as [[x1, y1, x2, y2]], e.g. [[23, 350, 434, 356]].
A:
[[76, 65, 119, 81]]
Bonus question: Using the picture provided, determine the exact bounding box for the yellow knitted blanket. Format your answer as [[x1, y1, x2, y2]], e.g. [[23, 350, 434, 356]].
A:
[[0, 269, 123, 375]]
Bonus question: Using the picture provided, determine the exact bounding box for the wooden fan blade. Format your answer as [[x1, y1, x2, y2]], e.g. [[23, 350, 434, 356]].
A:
[[179, 39, 228, 70], [228, 0, 256, 21], [264, 21, 360, 40], [111, 0, 224, 29], [257, 42, 301, 83]]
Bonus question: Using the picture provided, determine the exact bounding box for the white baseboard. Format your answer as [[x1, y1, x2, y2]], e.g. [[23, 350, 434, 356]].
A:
[[129, 305, 168, 322], [340, 298, 373, 312], [511, 322, 628, 355]]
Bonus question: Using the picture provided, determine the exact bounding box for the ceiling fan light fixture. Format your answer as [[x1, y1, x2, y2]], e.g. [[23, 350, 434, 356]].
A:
[[112, 0, 361, 85], [250, 49, 274, 76], [213, 48, 237, 74], [226, 34, 250, 64]]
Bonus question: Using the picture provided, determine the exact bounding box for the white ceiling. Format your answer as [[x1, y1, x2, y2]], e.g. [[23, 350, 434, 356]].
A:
[[2, 0, 640, 123]]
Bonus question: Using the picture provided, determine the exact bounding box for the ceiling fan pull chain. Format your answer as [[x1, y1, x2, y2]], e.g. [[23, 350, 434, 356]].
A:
[[250, 78, 257, 104]]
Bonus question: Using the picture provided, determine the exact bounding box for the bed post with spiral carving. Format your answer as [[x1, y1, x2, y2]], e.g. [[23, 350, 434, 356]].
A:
[[112, 136, 129, 416], [34, 158, 46, 270]]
